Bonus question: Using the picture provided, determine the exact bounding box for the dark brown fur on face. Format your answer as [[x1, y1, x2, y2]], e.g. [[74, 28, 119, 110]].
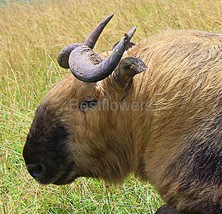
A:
[[23, 30, 222, 214], [23, 104, 78, 185]]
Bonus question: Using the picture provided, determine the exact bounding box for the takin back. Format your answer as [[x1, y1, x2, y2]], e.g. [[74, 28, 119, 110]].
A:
[[23, 14, 222, 214]]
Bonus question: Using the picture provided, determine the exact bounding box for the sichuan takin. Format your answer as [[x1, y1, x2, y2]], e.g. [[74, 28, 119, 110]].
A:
[[23, 14, 222, 214]]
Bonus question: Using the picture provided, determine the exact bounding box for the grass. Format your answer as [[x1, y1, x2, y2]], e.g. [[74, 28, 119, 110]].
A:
[[1, 0, 222, 213]]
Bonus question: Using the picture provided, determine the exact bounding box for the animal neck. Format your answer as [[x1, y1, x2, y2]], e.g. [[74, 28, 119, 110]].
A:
[[101, 76, 153, 181]]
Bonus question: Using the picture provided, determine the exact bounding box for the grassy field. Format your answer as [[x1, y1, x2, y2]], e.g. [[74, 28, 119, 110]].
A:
[[1, 0, 222, 213]]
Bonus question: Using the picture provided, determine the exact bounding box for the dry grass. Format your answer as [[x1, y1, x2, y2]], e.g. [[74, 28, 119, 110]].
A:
[[1, 0, 222, 213]]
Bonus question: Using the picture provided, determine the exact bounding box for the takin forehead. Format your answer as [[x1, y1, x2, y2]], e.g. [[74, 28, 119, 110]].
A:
[[42, 74, 98, 110]]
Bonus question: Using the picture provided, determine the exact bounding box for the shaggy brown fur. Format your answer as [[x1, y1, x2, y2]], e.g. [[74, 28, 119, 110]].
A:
[[23, 30, 222, 214], [126, 30, 222, 213]]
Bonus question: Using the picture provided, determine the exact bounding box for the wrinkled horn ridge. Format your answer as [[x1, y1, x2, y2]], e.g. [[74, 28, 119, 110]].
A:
[[57, 14, 114, 69], [57, 43, 81, 69], [69, 27, 137, 82]]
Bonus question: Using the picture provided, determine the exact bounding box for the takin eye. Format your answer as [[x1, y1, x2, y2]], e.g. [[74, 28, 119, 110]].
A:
[[79, 100, 98, 111]]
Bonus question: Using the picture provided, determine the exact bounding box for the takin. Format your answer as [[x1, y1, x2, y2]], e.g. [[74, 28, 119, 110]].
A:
[[23, 14, 222, 214]]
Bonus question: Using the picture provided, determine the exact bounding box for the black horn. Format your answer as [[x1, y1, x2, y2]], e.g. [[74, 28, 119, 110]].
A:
[[69, 27, 137, 82], [57, 14, 114, 69]]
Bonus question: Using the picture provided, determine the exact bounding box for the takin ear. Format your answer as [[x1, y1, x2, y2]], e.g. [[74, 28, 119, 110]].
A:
[[112, 57, 147, 87]]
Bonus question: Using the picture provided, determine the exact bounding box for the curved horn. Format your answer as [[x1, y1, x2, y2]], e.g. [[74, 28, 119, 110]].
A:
[[69, 27, 136, 82], [84, 13, 114, 49], [57, 14, 113, 69]]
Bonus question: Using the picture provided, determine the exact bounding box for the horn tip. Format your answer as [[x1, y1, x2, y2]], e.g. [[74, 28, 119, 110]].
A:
[[127, 27, 137, 38], [108, 13, 114, 18], [105, 13, 114, 21], [131, 26, 137, 33]]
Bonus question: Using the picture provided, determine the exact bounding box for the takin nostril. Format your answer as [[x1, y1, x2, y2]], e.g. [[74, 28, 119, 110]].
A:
[[27, 164, 45, 179]]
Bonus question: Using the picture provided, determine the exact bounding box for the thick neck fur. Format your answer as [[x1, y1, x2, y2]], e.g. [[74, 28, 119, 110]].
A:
[[90, 29, 222, 184], [125, 30, 222, 184]]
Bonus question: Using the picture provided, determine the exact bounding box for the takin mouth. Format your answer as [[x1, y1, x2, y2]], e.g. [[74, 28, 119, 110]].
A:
[[53, 171, 80, 185], [52, 163, 79, 185], [35, 162, 79, 185]]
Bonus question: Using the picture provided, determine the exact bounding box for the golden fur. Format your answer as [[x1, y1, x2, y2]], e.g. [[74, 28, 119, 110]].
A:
[[27, 30, 222, 213]]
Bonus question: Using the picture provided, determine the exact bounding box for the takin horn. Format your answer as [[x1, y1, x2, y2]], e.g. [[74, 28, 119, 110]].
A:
[[83, 13, 114, 49], [57, 14, 114, 69], [69, 27, 136, 82]]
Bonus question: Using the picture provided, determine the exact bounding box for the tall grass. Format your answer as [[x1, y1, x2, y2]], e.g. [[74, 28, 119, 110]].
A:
[[1, 0, 222, 213]]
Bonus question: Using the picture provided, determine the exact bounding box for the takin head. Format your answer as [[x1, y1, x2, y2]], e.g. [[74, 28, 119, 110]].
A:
[[23, 14, 147, 185]]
